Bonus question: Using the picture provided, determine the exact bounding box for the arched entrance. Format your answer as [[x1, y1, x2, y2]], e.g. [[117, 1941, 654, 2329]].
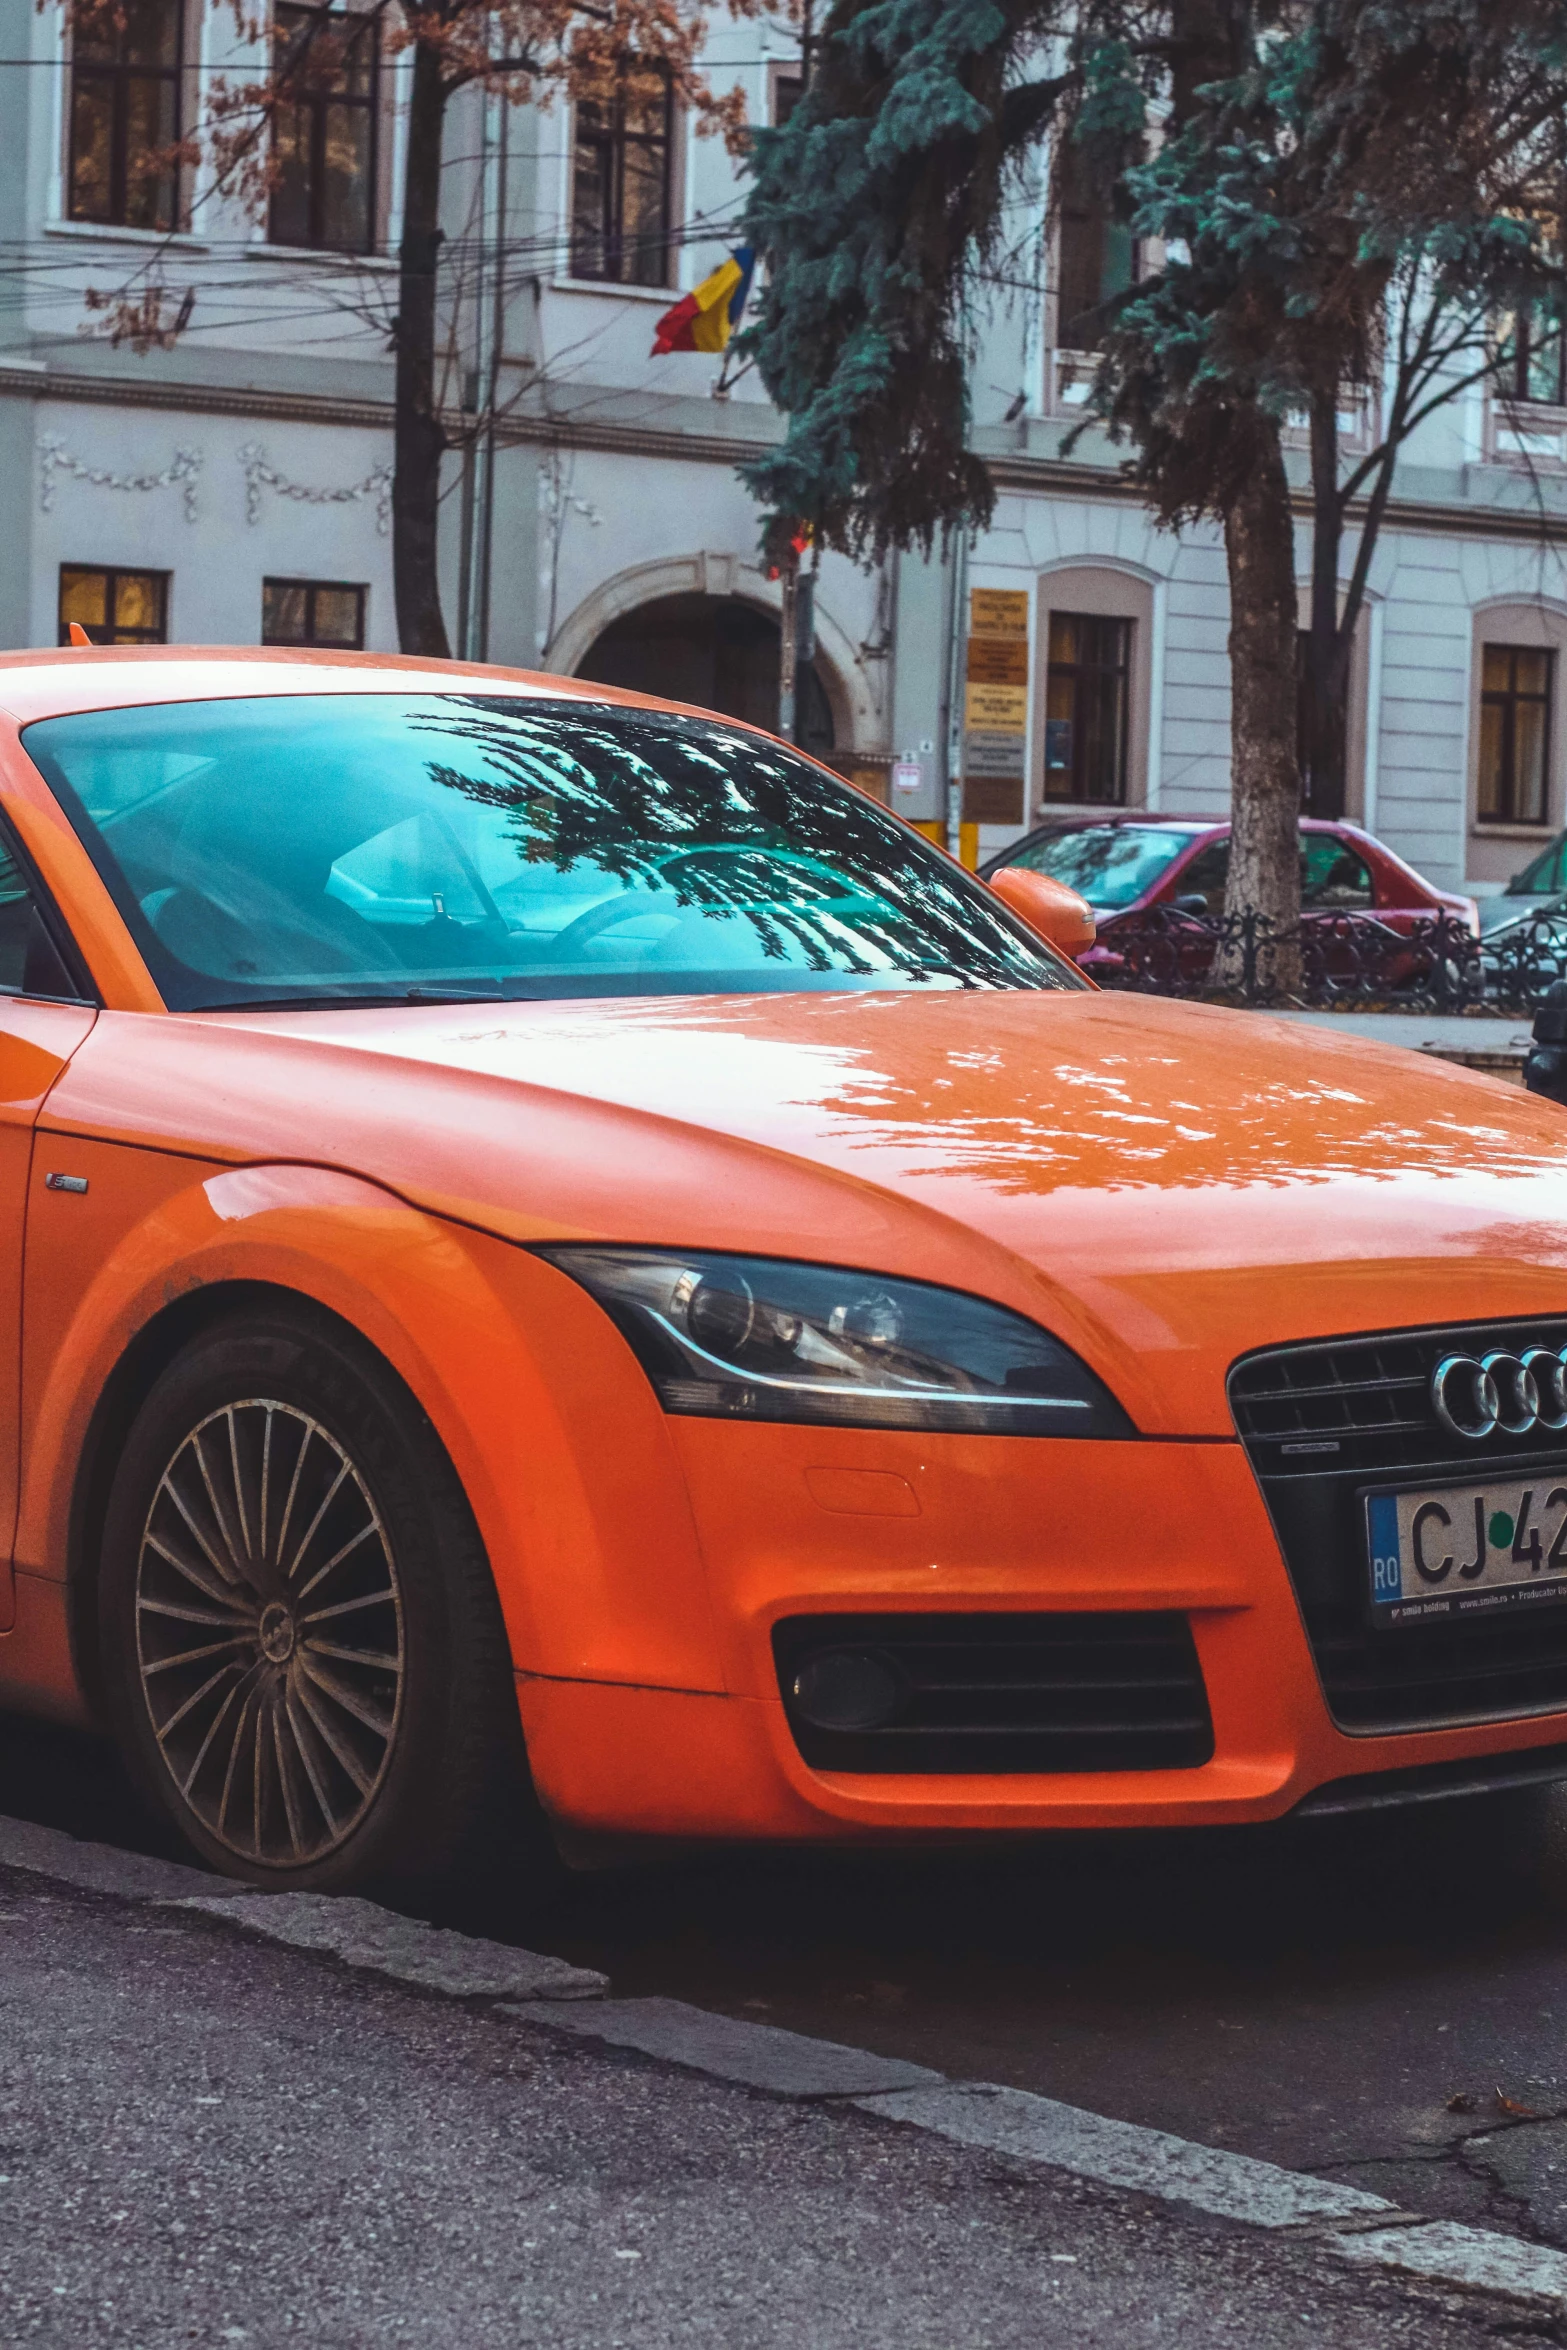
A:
[[574, 593, 835, 755]]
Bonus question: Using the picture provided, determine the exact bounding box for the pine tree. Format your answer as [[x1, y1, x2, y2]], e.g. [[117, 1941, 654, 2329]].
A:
[[743, 0, 1567, 946]]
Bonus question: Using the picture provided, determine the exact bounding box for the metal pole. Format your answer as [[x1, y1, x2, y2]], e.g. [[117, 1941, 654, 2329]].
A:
[[460, 87, 499, 661], [476, 98, 508, 663], [779, 551, 799, 741], [943, 526, 969, 855]]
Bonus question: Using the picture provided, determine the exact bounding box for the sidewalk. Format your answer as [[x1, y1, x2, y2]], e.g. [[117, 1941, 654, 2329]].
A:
[[1270, 1011, 1533, 1079], [0, 1855, 1529, 2349]]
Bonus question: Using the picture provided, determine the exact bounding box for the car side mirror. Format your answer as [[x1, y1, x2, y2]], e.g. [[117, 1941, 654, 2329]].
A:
[[1172, 892, 1209, 917], [987, 866, 1096, 959]]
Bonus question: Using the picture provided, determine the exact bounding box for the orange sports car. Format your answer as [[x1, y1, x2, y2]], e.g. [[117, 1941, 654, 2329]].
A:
[[1, 645, 1566, 1892]]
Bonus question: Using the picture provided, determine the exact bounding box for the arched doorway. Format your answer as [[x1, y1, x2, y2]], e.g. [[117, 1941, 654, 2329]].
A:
[[574, 593, 835, 755]]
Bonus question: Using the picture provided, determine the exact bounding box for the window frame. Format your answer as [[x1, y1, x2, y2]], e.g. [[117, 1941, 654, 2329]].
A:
[[769, 66, 804, 127], [267, 2, 382, 257], [1052, 145, 1140, 358], [261, 577, 368, 649], [0, 807, 99, 1007], [1042, 608, 1133, 808], [66, 0, 185, 232], [569, 60, 677, 289], [1479, 640, 1556, 828], [57, 565, 169, 646], [1506, 305, 1567, 409]]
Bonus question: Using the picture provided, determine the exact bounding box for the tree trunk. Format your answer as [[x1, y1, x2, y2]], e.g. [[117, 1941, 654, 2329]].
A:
[[1222, 417, 1302, 990], [1303, 387, 1349, 819], [393, 38, 451, 659]]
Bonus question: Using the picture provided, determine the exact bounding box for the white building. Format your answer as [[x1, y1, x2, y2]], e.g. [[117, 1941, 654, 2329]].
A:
[[4, 0, 1567, 896]]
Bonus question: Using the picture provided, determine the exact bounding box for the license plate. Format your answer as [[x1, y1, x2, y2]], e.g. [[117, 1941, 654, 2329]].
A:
[[1366, 1475, 1567, 1626]]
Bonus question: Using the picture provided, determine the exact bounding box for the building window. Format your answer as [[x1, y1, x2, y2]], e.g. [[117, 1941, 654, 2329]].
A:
[[262, 578, 366, 647], [1503, 300, 1567, 408], [1055, 146, 1138, 352], [770, 70, 803, 126], [58, 566, 168, 645], [68, 0, 182, 232], [270, 4, 380, 255], [570, 63, 675, 287], [1044, 612, 1131, 803], [1479, 643, 1554, 824]]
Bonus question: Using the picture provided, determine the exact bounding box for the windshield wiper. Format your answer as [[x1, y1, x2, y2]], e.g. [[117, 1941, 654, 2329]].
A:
[[208, 985, 543, 1012]]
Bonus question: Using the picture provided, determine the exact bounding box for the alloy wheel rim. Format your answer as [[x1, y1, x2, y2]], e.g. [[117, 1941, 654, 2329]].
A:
[[134, 1399, 404, 1867]]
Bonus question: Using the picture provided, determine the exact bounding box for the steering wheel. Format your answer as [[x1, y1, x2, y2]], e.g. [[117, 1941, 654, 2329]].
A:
[[549, 889, 683, 953], [549, 851, 794, 956]]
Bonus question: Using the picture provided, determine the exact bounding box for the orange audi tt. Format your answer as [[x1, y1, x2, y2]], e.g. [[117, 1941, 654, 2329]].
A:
[[1, 645, 1566, 1892]]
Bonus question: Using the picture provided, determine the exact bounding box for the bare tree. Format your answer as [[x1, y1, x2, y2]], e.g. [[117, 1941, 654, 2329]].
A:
[[61, 0, 747, 655]]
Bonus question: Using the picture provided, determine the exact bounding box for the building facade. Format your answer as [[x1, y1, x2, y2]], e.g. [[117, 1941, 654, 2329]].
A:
[[4, 0, 1567, 896]]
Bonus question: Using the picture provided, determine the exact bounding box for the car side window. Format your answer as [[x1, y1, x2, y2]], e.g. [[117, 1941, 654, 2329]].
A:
[[1301, 834, 1374, 910], [0, 828, 86, 1001], [1177, 840, 1229, 915]]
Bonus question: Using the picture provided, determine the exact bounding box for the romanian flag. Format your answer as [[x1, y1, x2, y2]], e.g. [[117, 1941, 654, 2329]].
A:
[[651, 247, 755, 356]]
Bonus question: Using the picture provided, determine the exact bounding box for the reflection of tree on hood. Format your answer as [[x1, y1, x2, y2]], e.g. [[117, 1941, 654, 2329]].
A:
[[412, 698, 1061, 991]]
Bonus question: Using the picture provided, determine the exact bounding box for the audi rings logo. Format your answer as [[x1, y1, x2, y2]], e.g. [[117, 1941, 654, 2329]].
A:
[[1431, 1349, 1567, 1441]]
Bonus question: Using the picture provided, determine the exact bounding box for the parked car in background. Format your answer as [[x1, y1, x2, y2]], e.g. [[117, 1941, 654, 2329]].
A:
[[980, 813, 1478, 987], [1479, 830, 1567, 937]]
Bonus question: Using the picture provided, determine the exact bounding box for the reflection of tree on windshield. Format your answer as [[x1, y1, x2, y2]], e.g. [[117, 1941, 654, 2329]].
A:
[[412, 698, 1064, 991]]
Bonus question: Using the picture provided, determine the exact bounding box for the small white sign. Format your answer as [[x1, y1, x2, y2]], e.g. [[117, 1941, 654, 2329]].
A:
[[891, 759, 923, 795]]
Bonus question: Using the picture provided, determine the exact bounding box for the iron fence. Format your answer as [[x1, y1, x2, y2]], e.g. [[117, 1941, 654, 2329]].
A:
[[1086, 906, 1567, 1016]]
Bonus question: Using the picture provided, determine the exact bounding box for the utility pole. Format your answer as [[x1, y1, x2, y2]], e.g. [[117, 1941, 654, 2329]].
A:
[[779, 548, 799, 741], [942, 527, 969, 856], [777, 0, 814, 744], [458, 87, 507, 662]]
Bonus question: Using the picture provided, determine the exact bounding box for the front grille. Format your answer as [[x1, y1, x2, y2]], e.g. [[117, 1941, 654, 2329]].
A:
[[1232, 1319, 1567, 1734], [773, 1612, 1214, 1774], [1231, 1317, 1567, 1476]]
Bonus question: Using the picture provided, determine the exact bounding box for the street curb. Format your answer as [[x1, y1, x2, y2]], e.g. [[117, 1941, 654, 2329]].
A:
[[6, 1811, 1567, 2317], [0, 1816, 606, 2001], [173, 1891, 607, 2000], [501, 1994, 944, 2096]]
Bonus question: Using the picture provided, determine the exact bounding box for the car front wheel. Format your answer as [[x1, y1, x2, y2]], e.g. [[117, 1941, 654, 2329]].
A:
[[98, 1307, 525, 1894]]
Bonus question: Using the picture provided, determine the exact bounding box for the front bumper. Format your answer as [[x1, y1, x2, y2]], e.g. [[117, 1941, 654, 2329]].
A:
[[516, 1417, 1567, 1842]]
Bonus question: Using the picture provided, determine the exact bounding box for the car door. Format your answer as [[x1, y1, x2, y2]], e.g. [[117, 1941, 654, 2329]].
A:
[[0, 820, 97, 1631]]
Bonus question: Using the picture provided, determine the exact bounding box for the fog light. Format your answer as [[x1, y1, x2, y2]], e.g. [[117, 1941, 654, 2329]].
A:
[[791, 1649, 902, 1732]]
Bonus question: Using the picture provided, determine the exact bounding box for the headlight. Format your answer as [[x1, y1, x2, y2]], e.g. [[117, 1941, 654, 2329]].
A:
[[537, 1248, 1134, 1436]]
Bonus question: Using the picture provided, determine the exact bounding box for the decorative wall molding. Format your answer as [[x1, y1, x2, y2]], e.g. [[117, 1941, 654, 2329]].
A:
[[238, 441, 393, 533], [38, 431, 201, 521], [8, 364, 1567, 550]]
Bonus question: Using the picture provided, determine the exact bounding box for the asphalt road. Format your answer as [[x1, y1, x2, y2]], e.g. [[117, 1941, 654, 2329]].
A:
[[0, 1858, 1525, 2350], [8, 1711, 1567, 2269]]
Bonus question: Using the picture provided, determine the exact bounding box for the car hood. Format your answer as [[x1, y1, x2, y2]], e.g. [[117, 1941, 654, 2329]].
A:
[[1481, 893, 1563, 936], [47, 988, 1567, 1437]]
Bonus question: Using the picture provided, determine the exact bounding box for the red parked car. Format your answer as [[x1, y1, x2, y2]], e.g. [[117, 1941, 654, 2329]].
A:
[[980, 814, 1478, 982]]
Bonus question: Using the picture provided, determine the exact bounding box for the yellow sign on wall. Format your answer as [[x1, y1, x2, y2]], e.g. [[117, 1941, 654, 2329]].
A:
[[969, 588, 1030, 639], [965, 680, 1029, 732], [966, 636, 1030, 685]]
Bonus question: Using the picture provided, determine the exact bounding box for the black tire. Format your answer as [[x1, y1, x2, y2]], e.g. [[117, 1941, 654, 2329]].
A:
[[98, 1304, 528, 1895]]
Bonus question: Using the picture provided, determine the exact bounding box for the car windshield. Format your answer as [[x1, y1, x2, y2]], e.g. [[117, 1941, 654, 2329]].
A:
[[1007, 824, 1201, 908], [1508, 835, 1567, 896], [23, 694, 1080, 1013]]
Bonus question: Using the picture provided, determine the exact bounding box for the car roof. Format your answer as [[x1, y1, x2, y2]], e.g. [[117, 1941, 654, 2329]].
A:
[[1023, 812, 1366, 836], [0, 643, 724, 730], [1024, 812, 1219, 832]]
